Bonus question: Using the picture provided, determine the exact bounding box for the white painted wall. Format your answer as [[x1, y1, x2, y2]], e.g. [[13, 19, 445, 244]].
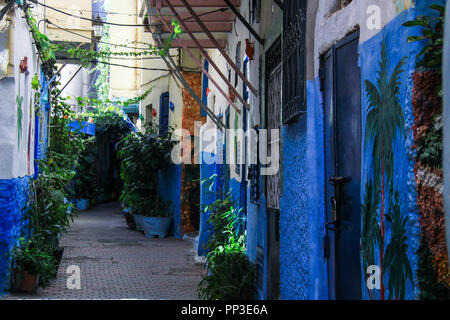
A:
[[56, 64, 90, 112], [313, 0, 413, 77], [0, 5, 41, 180]]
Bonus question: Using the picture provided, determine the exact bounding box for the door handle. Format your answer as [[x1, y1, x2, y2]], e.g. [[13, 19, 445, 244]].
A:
[[328, 176, 351, 185], [326, 196, 338, 231]]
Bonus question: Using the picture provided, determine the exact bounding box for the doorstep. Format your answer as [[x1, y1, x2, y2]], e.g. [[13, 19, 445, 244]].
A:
[[182, 232, 207, 266]]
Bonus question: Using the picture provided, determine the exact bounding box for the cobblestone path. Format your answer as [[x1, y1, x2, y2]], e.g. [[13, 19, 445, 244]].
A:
[[4, 202, 205, 300]]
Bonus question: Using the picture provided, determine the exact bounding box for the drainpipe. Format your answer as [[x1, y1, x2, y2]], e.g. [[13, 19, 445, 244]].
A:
[[444, 2, 450, 259]]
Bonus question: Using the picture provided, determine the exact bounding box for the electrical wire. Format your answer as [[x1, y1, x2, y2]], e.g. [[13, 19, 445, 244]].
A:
[[47, 20, 155, 51], [32, 1, 230, 27], [30, 0, 154, 27], [45, 16, 158, 50], [51, 5, 229, 20], [62, 58, 171, 72], [50, 6, 141, 16]]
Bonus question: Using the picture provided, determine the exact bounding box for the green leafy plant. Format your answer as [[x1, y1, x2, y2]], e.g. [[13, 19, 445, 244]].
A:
[[140, 199, 173, 218], [198, 250, 257, 300], [417, 114, 443, 169], [11, 237, 57, 288], [198, 176, 256, 300], [73, 139, 99, 200], [27, 159, 77, 252], [118, 122, 176, 217], [403, 4, 445, 95], [417, 237, 450, 300]]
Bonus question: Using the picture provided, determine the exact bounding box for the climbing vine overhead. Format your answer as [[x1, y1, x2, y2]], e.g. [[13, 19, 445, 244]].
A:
[[364, 37, 408, 300], [24, 8, 56, 76], [22, 3, 183, 76]]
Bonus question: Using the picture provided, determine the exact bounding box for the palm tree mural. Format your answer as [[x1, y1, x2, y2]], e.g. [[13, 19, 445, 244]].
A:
[[361, 181, 382, 299], [364, 37, 406, 299], [384, 191, 413, 300]]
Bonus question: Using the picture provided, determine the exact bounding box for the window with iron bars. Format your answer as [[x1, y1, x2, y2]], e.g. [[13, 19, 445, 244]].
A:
[[282, 0, 307, 124]]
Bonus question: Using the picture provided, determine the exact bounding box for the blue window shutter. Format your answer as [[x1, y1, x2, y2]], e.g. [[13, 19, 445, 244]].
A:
[[201, 59, 209, 117], [243, 57, 249, 102], [160, 92, 170, 134]]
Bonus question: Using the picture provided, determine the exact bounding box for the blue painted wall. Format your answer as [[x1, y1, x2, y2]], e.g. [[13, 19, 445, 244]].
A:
[[246, 191, 269, 300], [0, 177, 29, 295], [198, 152, 217, 256], [279, 78, 328, 300], [276, 0, 444, 300], [159, 164, 182, 239], [358, 1, 445, 300]]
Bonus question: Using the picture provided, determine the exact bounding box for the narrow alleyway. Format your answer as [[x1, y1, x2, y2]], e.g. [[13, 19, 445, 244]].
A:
[[4, 203, 205, 300]]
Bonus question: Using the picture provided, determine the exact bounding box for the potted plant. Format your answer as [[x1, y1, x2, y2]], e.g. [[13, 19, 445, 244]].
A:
[[122, 207, 136, 230], [73, 141, 98, 211], [10, 237, 56, 292], [118, 122, 176, 236], [141, 200, 173, 238]]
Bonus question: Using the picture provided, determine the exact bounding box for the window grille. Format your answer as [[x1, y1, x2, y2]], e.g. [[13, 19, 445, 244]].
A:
[[282, 0, 307, 124]]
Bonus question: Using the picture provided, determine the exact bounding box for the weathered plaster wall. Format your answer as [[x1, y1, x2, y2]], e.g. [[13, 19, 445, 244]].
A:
[[313, 0, 414, 78], [180, 71, 205, 234], [279, 77, 328, 300]]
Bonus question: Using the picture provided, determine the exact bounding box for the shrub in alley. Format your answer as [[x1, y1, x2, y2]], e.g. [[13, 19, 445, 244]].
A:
[[11, 83, 88, 289], [118, 122, 176, 217], [197, 176, 257, 300]]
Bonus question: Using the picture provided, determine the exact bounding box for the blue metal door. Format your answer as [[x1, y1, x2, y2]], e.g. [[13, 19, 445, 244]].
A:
[[322, 32, 362, 300], [159, 92, 170, 134]]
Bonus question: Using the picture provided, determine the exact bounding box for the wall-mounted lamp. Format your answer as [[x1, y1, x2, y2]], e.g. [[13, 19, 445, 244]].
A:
[[92, 15, 104, 42]]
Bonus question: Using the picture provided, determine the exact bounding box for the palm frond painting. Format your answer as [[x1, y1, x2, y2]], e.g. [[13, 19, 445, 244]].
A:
[[384, 192, 413, 300], [364, 36, 407, 299], [361, 181, 382, 299]]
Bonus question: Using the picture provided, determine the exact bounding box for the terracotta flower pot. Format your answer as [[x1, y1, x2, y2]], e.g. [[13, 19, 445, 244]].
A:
[[13, 269, 39, 292]]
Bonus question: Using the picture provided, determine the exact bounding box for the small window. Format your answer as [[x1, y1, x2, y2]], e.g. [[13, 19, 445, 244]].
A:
[[159, 92, 169, 134]]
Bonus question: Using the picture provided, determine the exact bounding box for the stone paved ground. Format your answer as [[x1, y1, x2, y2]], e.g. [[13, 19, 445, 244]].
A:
[[3, 202, 205, 300]]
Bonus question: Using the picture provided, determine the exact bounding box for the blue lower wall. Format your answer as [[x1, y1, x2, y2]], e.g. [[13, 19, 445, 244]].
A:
[[279, 78, 328, 300], [159, 165, 182, 239], [198, 152, 217, 256], [0, 177, 29, 295]]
